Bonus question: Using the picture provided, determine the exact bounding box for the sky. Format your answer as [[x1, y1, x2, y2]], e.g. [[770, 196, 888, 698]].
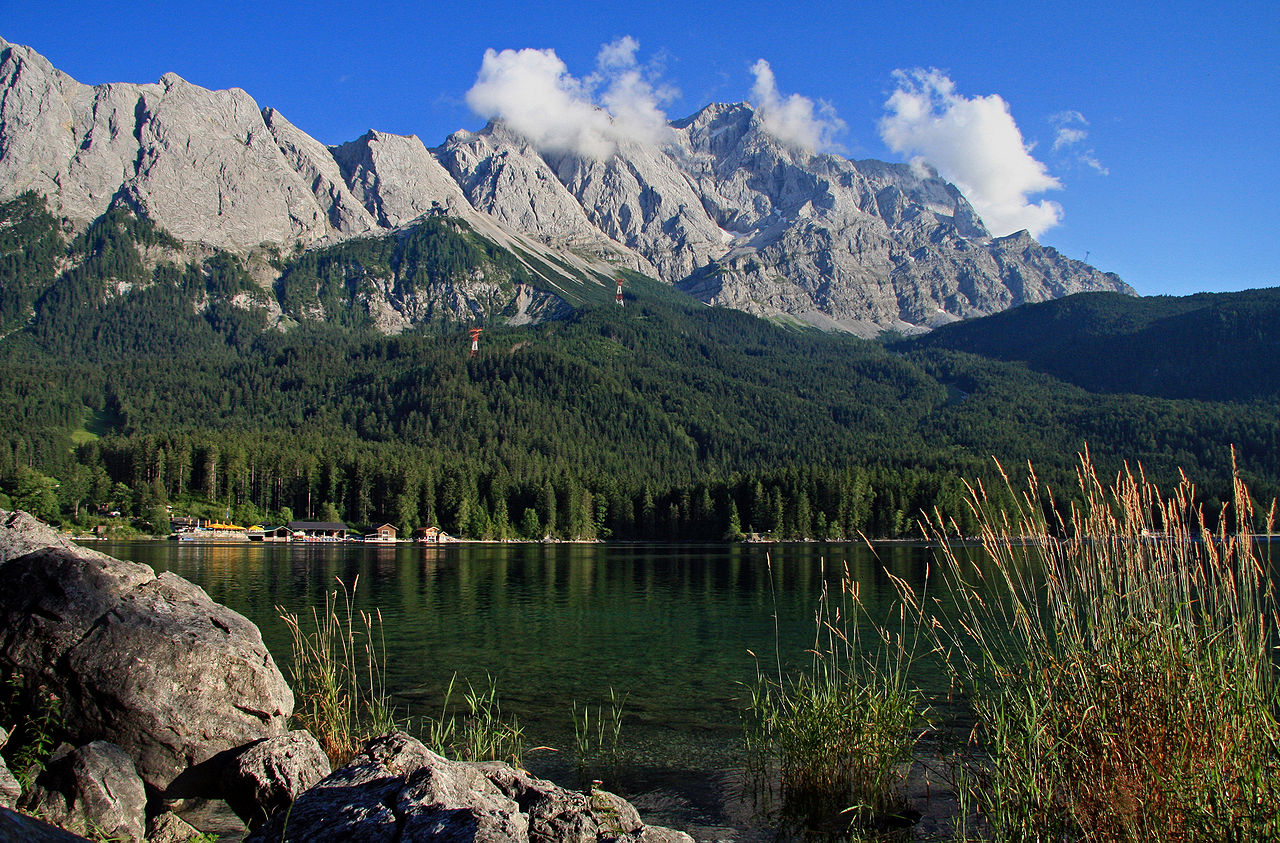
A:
[[4, 0, 1278, 297]]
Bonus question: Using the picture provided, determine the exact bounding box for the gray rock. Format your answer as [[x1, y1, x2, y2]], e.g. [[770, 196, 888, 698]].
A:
[[0, 510, 105, 565], [262, 107, 378, 238], [0, 37, 350, 251], [0, 806, 89, 841], [25, 741, 146, 841], [436, 101, 1131, 332], [0, 725, 13, 807], [222, 730, 331, 830], [332, 130, 472, 228], [0, 511, 293, 792], [249, 731, 525, 842], [0, 754, 21, 810], [249, 732, 691, 842], [144, 811, 204, 843], [434, 124, 647, 271]]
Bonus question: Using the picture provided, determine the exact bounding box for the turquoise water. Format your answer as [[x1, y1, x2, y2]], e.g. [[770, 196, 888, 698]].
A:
[[92, 539, 942, 839]]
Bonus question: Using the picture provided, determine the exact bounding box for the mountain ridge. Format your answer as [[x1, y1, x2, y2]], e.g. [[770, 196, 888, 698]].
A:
[[0, 35, 1131, 333]]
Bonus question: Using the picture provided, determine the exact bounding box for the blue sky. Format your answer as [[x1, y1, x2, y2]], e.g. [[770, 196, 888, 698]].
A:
[[5, 0, 1278, 296]]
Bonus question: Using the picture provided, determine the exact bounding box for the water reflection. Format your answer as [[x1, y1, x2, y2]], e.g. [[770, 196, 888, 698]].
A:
[[92, 539, 946, 838]]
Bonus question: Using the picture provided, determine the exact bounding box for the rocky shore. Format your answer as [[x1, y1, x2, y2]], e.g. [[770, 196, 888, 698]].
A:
[[0, 509, 692, 841]]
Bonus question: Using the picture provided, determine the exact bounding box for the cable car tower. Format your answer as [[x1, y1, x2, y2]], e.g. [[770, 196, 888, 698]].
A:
[[468, 327, 482, 357], [615, 277, 624, 307]]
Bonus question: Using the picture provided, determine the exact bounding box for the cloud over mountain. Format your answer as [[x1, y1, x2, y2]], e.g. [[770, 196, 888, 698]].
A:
[[464, 38, 675, 160], [748, 59, 846, 153], [879, 68, 1062, 237]]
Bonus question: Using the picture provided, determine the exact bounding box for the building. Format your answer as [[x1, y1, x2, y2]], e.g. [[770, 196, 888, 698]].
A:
[[412, 526, 444, 543], [286, 521, 349, 541], [366, 524, 398, 542], [248, 525, 294, 542]]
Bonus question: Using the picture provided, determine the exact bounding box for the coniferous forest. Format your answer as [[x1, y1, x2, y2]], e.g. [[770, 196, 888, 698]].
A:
[[2, 191, 1278, 540]]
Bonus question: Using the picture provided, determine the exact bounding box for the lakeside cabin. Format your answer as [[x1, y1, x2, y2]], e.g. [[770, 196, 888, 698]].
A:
[[247, 525, 293, 542], [412, 526, 446, 543], [366, 524, 398, 543], [286, 521, 349, 541]]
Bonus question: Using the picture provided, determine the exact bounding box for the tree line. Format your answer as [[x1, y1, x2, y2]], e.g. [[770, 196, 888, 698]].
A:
[[0, 193, 1276, 538]]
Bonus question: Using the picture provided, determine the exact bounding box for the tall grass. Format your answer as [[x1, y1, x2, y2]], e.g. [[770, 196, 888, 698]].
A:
[[914, 454, 1280, 840], [744, 556, 927, 836], [573, 688, 627, 785], [424, 673, 526, 767], [277, 576, 397, 765]]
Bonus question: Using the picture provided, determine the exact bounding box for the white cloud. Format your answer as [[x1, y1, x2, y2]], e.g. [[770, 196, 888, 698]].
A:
[[748, 59, 846, 153], [1050, 110, 1109, 174], [593, 38, 678, 148], [596, 35, 640, 70], [879, 68, 1063, 237], [464, 38, 676, 160], [1053, 127, 1087, 150]]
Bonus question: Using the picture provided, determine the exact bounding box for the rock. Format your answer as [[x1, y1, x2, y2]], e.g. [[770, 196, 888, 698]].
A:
[[0, 37, 348, 250], [144, 811, 204, 843], [222, 730, 331, 830], [0, 511, 293, 792], [24, 741, 146, 841], [249, 732, 691, 842], [0, 510, 100, 564], [248, 731, 526, 841], [0, 756, 21, 810], [0, 805, 89, 841], [262, 107, 377, 238], [331, 130, 473, 228], [438, 101, 1132, 332], [0, 726, 17, 809], [476, 761, 641, 841]]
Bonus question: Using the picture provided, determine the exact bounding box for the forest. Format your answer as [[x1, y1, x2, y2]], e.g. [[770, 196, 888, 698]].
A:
[[1, 192, 1277, 540]]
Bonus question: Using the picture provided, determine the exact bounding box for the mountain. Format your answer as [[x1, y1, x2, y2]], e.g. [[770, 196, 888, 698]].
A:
[[438, 103, 1130, 334], [1, 190, 1276, 542], [897, 288, 1280, 403], [0, 36, 1129, 333]]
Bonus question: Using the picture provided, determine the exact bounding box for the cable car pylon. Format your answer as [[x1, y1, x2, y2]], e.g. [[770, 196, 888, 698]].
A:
[[468, 327, 482, 357]]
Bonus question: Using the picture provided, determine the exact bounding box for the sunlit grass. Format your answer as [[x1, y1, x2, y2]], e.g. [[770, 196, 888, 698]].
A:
[[276, 577, 396, 766], [744, 556, 927, 837], [423, 673, 526, 767], [913, 452, 1280, 840]]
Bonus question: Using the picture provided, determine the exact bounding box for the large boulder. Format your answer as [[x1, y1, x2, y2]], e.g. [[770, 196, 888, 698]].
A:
[[24, 741, 147, 841], [249, 732, 693, 842], [222, 730, 331, 830], [0, 511, 293, 792], [0, 510, 99, 563], [0, 806, 89, 841]]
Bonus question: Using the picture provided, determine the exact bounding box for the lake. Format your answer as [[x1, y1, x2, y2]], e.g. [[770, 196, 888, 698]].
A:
[[90, 539, 945, 840]]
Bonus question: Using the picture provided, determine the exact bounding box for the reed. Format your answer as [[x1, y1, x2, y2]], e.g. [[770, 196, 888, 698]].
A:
[[915, 453, 1280, 840], [573, 687, 627, 785], [276, 576, 397, 766], [424, 673, 526, 767], [744, 556, 927, 836]]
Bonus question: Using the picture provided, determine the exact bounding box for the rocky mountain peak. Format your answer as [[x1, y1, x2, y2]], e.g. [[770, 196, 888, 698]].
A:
[[0, 37, 1132, 333]]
